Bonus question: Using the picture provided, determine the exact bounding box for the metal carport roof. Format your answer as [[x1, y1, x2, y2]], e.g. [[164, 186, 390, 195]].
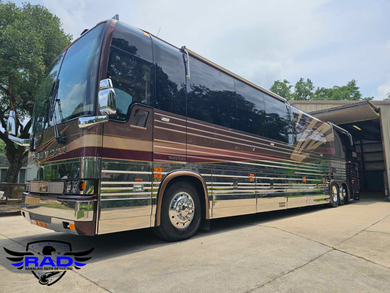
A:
[[309, 101, 380, 125]]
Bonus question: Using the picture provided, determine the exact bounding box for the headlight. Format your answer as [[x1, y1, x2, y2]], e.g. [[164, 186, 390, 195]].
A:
[[65, 182, 73, 193], [63, 179, 94, 194], [72, 181, 79, 193]]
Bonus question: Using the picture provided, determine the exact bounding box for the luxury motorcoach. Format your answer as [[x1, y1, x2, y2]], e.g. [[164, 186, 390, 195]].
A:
[[8, 16, 359, 241]]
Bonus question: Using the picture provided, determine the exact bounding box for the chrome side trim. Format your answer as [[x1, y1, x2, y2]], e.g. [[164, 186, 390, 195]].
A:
[[102, 170, 152, 174], [78, 115, 109, 128]]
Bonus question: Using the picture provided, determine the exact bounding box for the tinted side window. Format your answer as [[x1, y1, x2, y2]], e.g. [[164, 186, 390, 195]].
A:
[[111, 22, 153, 63], [235, 80, 266, 136], [107, 47, 152, 120], [264, 94, 293, 143], [334, 131, 346, 159], [187, 57, 236, 128], [153, 38, 186, 116]]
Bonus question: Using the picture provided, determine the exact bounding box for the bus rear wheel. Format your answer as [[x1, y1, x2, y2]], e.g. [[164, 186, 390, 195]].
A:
[[339, 184, 348, 205], [155, 181, 201, 241], [329, 184, 339, 208]]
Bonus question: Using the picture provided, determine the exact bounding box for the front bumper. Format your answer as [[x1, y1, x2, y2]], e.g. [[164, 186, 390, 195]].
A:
[[21, 192, 96, 236]]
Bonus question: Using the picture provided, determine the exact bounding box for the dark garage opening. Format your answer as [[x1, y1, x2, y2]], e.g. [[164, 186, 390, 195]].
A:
[[308, 101, 386, 198], [340, 119, 385, 194]]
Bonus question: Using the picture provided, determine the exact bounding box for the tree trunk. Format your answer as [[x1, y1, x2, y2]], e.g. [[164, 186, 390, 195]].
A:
[[4, 141, 27, 183]]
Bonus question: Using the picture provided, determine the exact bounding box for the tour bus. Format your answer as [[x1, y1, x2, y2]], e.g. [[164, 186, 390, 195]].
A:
[[8, 17, 359, 241]]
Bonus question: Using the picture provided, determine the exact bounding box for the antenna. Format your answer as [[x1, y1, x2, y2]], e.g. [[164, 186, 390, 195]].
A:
[[157, 28, 161, 37]]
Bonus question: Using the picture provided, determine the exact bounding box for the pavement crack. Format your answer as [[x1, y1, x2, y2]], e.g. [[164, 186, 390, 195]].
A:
[[364, 230, 390, 235], [70, 270, 112, 293], [259, 224, 390, 271], [335, 213, 390, 247], [244, 249, 332, 293]]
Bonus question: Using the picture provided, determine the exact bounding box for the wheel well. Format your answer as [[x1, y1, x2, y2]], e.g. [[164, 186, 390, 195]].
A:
[[162, 176, 207, 220]]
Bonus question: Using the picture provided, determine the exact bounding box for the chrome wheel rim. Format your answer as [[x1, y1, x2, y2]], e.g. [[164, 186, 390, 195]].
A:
[[169, 192, 195, 229], [340, 187, 346, 202], [332, 186, 338, 203]]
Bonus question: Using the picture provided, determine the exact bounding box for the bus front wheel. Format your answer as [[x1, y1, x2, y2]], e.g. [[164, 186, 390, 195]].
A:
[[155, 181, 201, 241]]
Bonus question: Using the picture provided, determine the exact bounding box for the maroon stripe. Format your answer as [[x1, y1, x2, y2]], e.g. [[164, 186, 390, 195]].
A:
[[102, 148, 152, 161], [33, 147, 153, 163]]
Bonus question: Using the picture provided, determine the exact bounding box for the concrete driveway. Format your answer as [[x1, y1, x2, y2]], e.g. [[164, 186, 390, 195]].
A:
[[1, 199, 389, 293]]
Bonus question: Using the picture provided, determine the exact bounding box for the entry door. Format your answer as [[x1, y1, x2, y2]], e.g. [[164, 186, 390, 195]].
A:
[[98, 105, 154, 234]]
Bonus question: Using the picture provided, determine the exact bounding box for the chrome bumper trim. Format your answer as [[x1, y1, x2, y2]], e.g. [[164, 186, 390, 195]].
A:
[[22, 193, 94, 222], [22, 210, 77, 235]]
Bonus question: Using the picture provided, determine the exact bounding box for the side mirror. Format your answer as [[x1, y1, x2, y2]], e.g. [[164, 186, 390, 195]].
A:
[[7, 110, 17, 136], [99, 79, 116, 115], [78, 79, 116, 129], [7, 110, 31, 147]]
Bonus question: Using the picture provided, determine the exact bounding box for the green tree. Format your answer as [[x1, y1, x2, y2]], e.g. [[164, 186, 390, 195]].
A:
[[0, 139, 5, 155], [271, 78, 373, 101], [384, 93, 390, 101], [291, 78, 314, 100], [0, 1, 71, 182], [269, 79, 292, 100], [324, 79, 362, 100]]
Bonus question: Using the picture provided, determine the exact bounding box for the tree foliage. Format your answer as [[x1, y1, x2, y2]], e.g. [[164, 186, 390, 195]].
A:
[[293, 78, 314, 101], [270, 78, 373, 101], [0, 1, 71, 182], [269, 79, 292, 100]]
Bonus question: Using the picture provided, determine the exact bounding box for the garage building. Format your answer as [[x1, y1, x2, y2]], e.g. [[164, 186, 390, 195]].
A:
[[290, 100, 390, 198]]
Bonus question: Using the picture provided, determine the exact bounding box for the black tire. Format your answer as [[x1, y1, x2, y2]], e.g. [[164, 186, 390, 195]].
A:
[[339, 184, 347, 205], [329, 183, 339, 208], [342, 184, 349, 204], [154, 181, 201, 241]]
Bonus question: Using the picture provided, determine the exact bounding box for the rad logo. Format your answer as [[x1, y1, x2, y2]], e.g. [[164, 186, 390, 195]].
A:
[[4, 240, 94, 286]]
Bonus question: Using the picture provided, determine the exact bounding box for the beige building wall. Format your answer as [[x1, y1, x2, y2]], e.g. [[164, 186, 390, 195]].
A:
[[378, 104, 390, 192]]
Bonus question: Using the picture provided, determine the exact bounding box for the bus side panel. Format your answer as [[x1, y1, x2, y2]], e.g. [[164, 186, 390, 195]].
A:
[[98, 105, 154, 234]]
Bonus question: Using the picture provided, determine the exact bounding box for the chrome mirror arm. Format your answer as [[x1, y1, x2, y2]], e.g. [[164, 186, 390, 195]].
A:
[[8, 135, 31, 147]]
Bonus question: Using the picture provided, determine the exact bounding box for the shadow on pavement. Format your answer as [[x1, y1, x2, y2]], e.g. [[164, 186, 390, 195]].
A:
[[0, 201, 365, 269]]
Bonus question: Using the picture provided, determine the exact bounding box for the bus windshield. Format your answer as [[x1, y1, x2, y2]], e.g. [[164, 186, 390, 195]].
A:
[[32, 23, 106, 132]]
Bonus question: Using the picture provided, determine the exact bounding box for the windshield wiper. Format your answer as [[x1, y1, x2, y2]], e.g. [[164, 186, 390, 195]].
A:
[[49, 80, 66, 144]]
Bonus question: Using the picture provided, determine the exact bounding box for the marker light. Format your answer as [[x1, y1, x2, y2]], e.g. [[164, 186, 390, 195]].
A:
[[78, 181, 87, 191]]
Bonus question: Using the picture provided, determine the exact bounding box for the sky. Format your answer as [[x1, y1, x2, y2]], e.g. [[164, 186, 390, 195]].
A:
[[13, 0, 390, 100]]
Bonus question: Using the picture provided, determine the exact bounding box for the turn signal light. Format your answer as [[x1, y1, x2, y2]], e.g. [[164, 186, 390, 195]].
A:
[[34, 221, 47, 228], [79, 181, 87, 191], [69, 224, 75, 230]]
